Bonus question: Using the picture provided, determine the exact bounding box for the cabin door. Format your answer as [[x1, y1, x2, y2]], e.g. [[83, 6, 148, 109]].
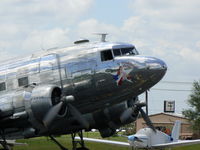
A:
[[39, 54, 62, 85]]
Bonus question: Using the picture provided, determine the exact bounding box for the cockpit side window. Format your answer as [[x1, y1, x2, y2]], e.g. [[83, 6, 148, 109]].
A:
[[121, 47, 136, 55], [101, 50, 113, 61], [113, 49, 121, 56]]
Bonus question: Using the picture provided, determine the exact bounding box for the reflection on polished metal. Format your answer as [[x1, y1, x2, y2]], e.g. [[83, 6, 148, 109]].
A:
[[0, 36, 167, 150]]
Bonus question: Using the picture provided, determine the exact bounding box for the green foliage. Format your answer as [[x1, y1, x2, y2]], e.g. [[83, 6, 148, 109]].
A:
[[182, 81, 200, 135], [172, 144, 200, 150], [121, 122, 136, 135]]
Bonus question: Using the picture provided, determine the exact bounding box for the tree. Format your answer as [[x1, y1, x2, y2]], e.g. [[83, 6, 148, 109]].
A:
[[122, 122, 136, 135], [182, 80, 200, 137]]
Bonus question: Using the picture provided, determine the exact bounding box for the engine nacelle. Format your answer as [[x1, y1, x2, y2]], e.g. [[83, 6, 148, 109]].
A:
[[87, 99, 139, 137], [31, 85, 61, 121], [99, 128, 116, 138]]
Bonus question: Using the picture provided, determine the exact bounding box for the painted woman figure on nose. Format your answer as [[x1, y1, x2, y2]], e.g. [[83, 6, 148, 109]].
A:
[[113, 65, 132, 86]]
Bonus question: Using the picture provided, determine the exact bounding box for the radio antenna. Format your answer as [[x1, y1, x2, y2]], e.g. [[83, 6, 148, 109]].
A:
[[94, 33, 108, 42]]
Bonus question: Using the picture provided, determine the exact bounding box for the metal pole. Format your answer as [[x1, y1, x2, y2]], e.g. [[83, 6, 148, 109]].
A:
[[145, 91, 148, 115]]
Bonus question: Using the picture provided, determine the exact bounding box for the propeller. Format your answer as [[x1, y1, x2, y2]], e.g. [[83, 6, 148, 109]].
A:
[[139, 107, 156, 132], [43, 101, 65, 127], [120, 101, 156, 132], [43, 95, 89, 129], [67, 103, 89, 129]]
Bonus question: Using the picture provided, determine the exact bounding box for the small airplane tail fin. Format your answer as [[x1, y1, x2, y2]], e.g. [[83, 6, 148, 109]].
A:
[[171, 120, 181, 142]]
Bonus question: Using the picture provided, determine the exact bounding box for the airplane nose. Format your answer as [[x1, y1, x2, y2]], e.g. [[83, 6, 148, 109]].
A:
[[144, 56, 167, 84], [143, 57, 167, 84], [129, 56, 167, 89], [145, 56, 167, 71]]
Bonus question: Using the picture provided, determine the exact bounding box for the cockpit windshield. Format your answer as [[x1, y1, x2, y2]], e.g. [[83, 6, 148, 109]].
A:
[[113, 47, 139, 57], [100, 47, 139, 62]]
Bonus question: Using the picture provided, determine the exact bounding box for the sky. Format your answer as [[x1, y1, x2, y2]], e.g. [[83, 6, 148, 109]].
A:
[[0, 0, 200, 114]]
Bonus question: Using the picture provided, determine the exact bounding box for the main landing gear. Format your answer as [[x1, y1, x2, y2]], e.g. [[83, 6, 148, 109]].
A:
[[0, 140, 12, 150], [50, 130, 89, 150], [0, 130, 12, 150]]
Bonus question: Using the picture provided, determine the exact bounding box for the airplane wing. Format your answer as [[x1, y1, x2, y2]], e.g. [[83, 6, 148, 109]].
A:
[[152, 139, 200, 148], [75, 137, 129, 147], [0, 140, 27, 146]]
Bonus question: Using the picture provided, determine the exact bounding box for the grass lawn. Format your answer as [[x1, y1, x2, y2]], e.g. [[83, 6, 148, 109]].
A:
[[13, 132, 200, 150]]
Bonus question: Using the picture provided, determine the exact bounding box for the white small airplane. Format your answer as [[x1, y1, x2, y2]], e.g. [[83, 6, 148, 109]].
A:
[[76, 120, 200, 149]]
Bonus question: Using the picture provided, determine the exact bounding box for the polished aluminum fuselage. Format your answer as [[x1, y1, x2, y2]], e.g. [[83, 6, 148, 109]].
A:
[[0, 41, 167, 138]]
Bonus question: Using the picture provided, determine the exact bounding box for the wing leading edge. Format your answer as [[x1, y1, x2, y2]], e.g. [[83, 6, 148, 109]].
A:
[[152, 139, 200, 148], [75, 137, 129, 147], [0, 140, 27, 146], [75, 137, 200, 149]]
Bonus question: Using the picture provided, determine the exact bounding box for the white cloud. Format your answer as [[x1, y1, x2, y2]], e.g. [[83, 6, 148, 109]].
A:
[[195, 41, 200, 48], [122, 16, 146, 32], [0, 41, 10, 49], [22, 28, 70, 52], [0, 0, 93, 58], [0, 49, 15, 62], [128, 0, 200, 42], [0, 0, 93, 22], [77, 19, 118, 36], [0, 24, 20, 38], [179, 47, 200, 63], [130, 0, 200, 24]]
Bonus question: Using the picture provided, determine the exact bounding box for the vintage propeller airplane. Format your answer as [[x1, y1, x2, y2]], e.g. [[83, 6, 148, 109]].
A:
[[0, 34, 167, 150]]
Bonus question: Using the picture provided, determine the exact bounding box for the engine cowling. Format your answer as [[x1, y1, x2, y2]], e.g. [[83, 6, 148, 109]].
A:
[[30, 85, 61, 122], [0, 84, 62, 138], [87, 99, 139, 137]]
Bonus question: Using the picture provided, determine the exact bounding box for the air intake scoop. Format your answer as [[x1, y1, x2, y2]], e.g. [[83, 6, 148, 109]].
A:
[[74, 39, 89, 44]]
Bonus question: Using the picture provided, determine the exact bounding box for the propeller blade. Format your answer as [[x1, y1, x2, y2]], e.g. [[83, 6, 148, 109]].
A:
[[139, 108, 156, 132], [135, 102, 146, 108], [68, 104, 89, 129], [43, 101, 64, 128], [43, 95, 88, 129], [120, 108, 133, 123]]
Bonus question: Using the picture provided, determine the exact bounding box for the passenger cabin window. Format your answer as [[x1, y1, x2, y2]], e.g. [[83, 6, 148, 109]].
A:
[[113, 47, 139, 57], [18, 76, 29, 87], [0, 82, 6, 91], [101, 50, 113, 61]]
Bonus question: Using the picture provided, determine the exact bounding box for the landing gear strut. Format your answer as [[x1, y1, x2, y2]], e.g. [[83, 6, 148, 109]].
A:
[[0, 130, 12, 150], [49, 135, 68, 150], [0, 141, 11, 150], [71, 131, 89, 150], [50, 130, 89, 150]]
